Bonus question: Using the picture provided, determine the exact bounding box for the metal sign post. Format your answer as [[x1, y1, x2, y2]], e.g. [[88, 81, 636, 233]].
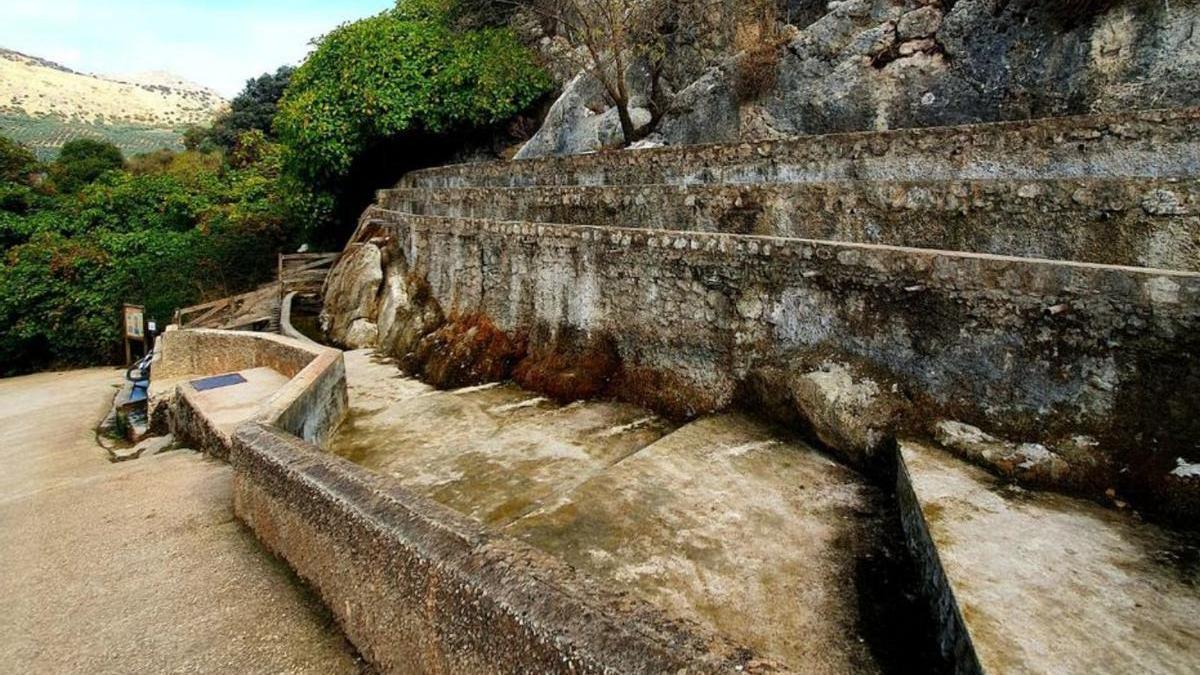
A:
[[122, 304, 145, 366]]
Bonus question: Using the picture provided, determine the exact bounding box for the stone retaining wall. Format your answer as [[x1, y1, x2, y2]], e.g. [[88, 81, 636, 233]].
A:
[[337, 211, 1200, 521], [381, 178, 1200, 271], [403, 108, 1200, 189]]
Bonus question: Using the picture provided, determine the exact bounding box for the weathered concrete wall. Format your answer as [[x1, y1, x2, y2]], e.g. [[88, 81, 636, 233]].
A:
[[896, 444, 982, 675], [381, 178, 1200, 271], [230, 422, 765, 674], [278, 291, 321, 347], [152, 329, 348, 456], [333, 211, 1200, 522], [404, 107, 1200, 189]]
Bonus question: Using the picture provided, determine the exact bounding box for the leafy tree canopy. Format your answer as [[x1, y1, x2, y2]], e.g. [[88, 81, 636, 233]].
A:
[[187, 66, 297, 153], [51, 138, 125, 193], [275, 0, 550, 183], [0, 135, 39, 185]]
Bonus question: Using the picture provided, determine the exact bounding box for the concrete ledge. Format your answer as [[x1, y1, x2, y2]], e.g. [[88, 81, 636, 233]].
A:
[[896, 439, 1200, 674], [896, 445, 982, 675], [403, 107, 1200, 188], [230, 422, 760, 674], [379, 177, 1200, 270]]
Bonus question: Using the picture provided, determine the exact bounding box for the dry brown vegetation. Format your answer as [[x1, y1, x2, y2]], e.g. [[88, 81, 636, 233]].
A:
[[409, 313, 528, 389], [513, 332, 620, 401]]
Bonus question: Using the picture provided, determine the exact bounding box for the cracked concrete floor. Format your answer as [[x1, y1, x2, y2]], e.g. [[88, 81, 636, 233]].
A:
[[0, 368, 363, 674]]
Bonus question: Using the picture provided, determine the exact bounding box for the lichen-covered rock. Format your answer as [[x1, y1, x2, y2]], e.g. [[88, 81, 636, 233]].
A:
[[934, 420, 1072, 485], [375, 252, 444, 359], [320, 242, 383, 349], [516, 71, 653, 159], [523, 0, 1200, 153], [789, 361, 908, 466]]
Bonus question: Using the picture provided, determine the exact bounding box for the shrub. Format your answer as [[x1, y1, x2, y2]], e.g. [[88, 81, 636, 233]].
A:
[[50, 139, 125, 193], [275, 2, 550, 184], [733, 0, 783, 103]]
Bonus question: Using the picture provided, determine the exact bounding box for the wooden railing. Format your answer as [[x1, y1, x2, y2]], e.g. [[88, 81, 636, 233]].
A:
[[172, 252, 339, 330], [279, 252, 339, 297], [174, 288, 271, 329]]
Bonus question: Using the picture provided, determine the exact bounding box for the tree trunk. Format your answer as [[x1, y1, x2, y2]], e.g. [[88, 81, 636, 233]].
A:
[[615, 100, 638, 145]]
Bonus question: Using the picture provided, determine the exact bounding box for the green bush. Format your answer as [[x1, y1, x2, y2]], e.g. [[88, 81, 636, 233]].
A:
[[276, 2, 550, 183], [50, 138, 126, 193], [0, 130, 298, 375]]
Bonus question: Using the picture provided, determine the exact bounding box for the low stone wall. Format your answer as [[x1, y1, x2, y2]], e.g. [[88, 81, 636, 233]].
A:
[[381, 177, 1200, 271], [151, 328, 347, 456], [153, 327, 765, 672], [896, 445, 982, 675], [403, 107, 1200, 188], [335, 211, 1200, 522], [230, 422, 761, 674]]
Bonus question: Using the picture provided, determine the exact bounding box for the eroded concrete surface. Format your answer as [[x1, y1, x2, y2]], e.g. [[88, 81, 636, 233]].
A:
[[0, 368, 361, 673], [901, 440, 1200, 674], [331, 349, 888, 671], [178, 366, 291, 435]]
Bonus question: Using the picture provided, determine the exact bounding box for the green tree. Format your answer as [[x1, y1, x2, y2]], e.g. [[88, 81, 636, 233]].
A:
[[51, 139, 125, 193], [0, 135, 39, 185], [276, 2, 550, 184]]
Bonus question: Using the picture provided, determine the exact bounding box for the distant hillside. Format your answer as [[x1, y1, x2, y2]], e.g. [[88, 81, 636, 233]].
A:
[[0, 48, 227, 159]]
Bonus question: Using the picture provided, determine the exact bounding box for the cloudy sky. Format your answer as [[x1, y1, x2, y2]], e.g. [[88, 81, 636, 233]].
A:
[[0, 0, 394, 96]]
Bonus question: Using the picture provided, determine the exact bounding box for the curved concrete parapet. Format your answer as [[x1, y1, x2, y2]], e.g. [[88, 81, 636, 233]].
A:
[[153, 330, 761, 672], [151, 328, 348, 457], [278, 291, 321, 347]]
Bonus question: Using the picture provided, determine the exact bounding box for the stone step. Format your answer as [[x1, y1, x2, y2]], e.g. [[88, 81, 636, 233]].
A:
[[897, 439, 1200, 674], [401, 107, 1200, 189], [330, 350, 678, 528], [504, 413, 890, 673], [379, 177, 1200, 271], [339, 210, 1200, 522]]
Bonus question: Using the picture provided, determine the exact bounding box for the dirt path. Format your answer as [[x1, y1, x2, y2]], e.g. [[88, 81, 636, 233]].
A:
[[0, 368, 362, 673]]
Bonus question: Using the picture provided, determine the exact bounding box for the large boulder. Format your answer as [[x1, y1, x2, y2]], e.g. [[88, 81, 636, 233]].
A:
[[524, 0, 1200, 152], [320, 242, 383, 349], [375, 249, 444, 359]]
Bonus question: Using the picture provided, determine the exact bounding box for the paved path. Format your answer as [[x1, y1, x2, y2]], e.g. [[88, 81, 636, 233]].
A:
[[0, 368, 362, 674]]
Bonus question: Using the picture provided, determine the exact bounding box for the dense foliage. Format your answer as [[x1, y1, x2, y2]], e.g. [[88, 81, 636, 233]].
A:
[[1, 0, 551, 375], [48, 139, 126, 193], [0, 133, 296, 375], [277, 2, 548, 182], [187, 66, 296, 153], [275, 0, 550, 243]]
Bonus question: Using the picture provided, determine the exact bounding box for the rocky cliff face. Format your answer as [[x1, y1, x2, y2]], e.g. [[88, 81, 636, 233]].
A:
[[519, 0, 1200, 156]]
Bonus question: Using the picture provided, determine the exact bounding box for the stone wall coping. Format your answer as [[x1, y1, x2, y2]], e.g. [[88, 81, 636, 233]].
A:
[[405, 106, 1200, 181], [374, 209, 1200, 283]]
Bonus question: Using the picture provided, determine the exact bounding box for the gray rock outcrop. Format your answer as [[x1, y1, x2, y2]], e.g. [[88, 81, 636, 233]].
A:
[[519, 0, 1200, 156]]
